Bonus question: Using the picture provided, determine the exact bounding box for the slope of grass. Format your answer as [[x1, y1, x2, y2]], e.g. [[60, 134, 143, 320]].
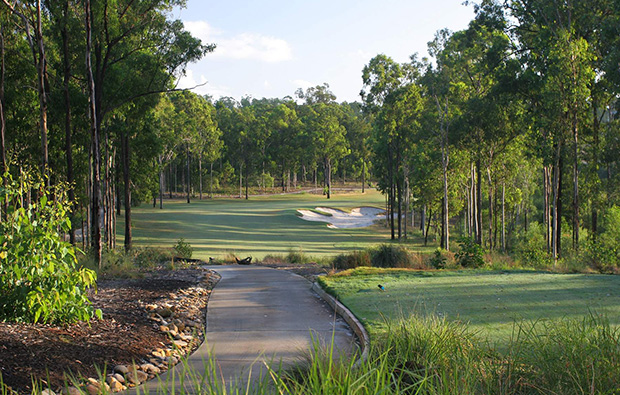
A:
[[319, 268, 620, 347], [118, 190, 434, 260]]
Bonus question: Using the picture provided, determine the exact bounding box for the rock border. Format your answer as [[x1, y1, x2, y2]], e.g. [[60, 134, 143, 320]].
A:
[[311, 282, 370, 366]]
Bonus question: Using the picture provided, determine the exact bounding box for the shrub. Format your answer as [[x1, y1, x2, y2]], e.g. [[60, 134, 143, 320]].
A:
[[287, 248, 310, 264], [582, 206, 620, 273], [133, 247, 174, 268], [427, 248, 447, 269], [332, 250, 371, 270], [173, 238, 193, 259], [454, 237, 485, 268], [0, 170, 99, 324], [371, 244, 413, 268]]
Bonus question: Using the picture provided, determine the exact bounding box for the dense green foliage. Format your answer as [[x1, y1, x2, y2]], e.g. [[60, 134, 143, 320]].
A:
[[0, 170, 98, 324], [173, 238, 194, 259], [1, 0, 619, 274]]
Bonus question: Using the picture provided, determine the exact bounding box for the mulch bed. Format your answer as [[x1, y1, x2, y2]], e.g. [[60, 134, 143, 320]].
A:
[[0, 267, 219, 394]]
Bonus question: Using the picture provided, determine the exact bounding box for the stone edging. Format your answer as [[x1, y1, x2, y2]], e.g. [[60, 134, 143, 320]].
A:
[[311, 282, 370, 366]]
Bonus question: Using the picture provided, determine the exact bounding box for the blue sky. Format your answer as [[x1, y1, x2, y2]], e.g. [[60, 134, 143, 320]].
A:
[[173, 1, 475, 103]]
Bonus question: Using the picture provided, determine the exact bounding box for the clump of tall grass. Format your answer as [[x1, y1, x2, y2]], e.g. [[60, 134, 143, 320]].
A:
[[332, 244, 434, 270], [332, 250, 371, 269], [286, 248, 311, 264], [501, 314, 620, 393]]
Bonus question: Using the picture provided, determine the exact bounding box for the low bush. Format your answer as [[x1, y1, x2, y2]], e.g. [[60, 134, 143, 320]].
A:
[[427, 248, 447, 269], [0, 170, 99, 324], [332, 250, 371, 270], [455, 237, 485, 268], [287, 248, 311, 264], [174, 238, 193, 259], [581, 206, 620, 273], [371, 244, 413, 268]]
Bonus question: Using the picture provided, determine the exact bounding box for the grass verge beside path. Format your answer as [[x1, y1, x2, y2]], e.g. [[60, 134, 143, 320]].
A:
[[319, 268, 620, 347], [119, 190, 429, 260]]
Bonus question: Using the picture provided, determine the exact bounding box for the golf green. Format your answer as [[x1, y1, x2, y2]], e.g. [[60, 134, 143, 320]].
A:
[[321, 269, 620, 347], [118, 190, 399, 259]]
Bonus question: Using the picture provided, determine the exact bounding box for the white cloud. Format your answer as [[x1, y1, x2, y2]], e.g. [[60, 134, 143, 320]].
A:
[[216, 33, 292, 62], [264, 80, 272, 89], [176, 69, 232, 98], [184, 20, 292, 63], [183, 20, 217, 43]]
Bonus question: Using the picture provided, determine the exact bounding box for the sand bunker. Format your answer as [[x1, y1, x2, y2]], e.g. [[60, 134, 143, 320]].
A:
[[297, 206, 385, 229]]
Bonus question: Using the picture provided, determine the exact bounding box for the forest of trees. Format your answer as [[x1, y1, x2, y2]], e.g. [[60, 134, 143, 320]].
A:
[[1, 0, 619, 269]]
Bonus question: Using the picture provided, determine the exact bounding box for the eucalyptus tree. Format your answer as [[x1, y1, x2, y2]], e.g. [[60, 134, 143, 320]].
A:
[[361, 55, 406, 238], [340, 102, 371, 193], [305, 102, 349, 199], [1, 0, 50, 179], [84, 0, 210, 259], [509, 0, 596, 258], [266, 101, 301, 192], [169, 91, 220, 203], [429, 2, 516, 249]]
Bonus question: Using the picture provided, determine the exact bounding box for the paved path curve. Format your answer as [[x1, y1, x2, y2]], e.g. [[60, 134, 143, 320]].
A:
[[131, 265, 356, 393]]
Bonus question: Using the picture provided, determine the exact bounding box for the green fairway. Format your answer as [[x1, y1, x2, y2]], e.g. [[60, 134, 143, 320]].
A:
[[118, 190, 423, 259], [320, 269, 620, 347]]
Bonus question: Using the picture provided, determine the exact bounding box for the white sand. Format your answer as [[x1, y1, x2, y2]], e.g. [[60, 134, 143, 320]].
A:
[[296, 206, 385, 229]]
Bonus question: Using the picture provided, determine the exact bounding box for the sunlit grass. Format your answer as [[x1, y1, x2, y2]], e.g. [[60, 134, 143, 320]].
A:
[[118, 191, 435, 260], [319, 269, 620, 347]]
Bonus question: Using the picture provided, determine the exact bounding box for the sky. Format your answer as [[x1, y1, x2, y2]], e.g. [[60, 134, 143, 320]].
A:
[[173, 1, 476, 103]]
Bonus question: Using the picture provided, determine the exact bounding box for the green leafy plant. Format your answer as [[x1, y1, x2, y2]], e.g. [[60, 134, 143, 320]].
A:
[[455, 237, 485, 268], [173, 238, 193, 259], [0, 169, 99, 324], [428, 248, 447, 269]]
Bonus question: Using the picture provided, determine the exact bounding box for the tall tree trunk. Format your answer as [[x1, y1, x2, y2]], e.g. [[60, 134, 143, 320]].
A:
[[544, 165, 550, 253], [424, 208, 432, 246], [159, 156, 164, 209], [210, 162, 213, 198], [186, 144, 190, 204], [487, 167, 493, 250], [85, 0, 102, 266], [122, 130, 131, 251], [396, 172, 402, 240], [35, 0, 49, 181], [60, 8, 75, 243], [421, 204, 426, 235], [591, 102, 600, 240], [551, 142, 562, 262], [325, 157, 331, 199], [199, 150, 202, 200], [0, 25, 7, 217], [442, 144, 449, 250], [239, 163, 242, 198], [572, 115, 579, 250], [245, 158, 249, 200], [169, 164, 173, 199], [557, 154, 564, 257], [314, 167, 317, 192], [475, 159, 482, 245], [361, 160, 366, 193], [404, 166, 409, 240], [501, 182, 506, 252]]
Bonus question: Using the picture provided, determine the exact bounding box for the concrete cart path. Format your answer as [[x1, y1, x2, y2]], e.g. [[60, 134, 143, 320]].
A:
[[130, 265, 356, 394]]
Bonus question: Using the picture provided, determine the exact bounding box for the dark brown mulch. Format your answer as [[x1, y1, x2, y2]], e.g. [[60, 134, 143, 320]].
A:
[[0, 267, 218, 394]]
